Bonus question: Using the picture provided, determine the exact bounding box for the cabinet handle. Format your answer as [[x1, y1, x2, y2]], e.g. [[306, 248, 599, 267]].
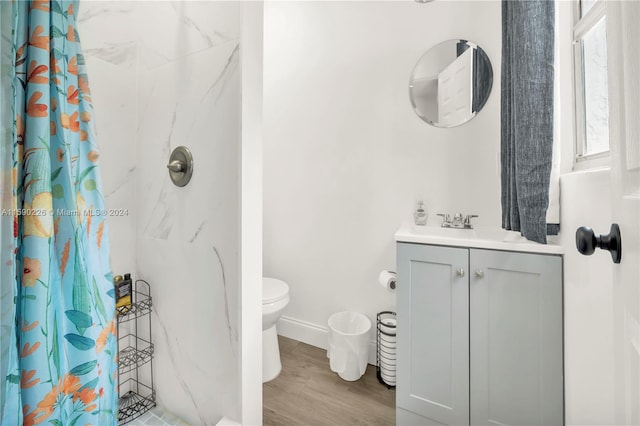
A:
[[475, 270, 484, 279], [456, 268, 465, 278]]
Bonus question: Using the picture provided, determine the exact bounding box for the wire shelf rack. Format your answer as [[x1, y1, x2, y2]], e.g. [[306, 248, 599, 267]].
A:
[[118, 378, 156, 425], [116, 288, 152, 322], [117, 280, 154, 425], [118, 335, 154, 376]]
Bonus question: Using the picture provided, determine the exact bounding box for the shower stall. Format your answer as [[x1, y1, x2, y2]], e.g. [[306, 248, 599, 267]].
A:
[[0, 1, 263, 424]]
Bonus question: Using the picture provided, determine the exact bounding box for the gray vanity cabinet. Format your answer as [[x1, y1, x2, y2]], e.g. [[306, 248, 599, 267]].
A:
[[397, 243, 563, 426], [396, 243, 470, 425], [469, 249, 563, 426]]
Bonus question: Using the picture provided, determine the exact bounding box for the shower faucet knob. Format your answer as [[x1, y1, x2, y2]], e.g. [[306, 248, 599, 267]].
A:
[[166, 146, 194, 187], [167, 160, 185, 173]]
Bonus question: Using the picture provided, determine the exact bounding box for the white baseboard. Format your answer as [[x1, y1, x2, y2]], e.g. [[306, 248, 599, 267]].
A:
[[277, 315, 377, 366]]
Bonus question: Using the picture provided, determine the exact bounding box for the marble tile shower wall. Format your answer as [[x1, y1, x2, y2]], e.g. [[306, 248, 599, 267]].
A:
[[79, 3, 241, 424], [79, 1, 138, 274]]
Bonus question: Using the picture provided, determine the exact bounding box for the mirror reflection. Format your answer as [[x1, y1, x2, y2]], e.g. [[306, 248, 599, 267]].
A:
[[409, 40, 493, 128]]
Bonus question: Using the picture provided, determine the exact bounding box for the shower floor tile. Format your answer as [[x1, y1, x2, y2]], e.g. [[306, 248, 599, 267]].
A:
[[125, 406, 188, 426]]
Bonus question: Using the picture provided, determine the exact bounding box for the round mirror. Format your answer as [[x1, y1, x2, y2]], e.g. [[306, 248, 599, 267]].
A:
[[409, 39, 493, 127]]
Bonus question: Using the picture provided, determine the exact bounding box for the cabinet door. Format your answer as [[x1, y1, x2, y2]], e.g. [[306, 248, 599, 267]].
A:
[[469, 249, 563, 426], [397, 243, 469, 425]]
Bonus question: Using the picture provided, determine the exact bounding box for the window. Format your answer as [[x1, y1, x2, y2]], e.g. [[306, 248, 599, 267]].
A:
[[573, 0, 609, 163]]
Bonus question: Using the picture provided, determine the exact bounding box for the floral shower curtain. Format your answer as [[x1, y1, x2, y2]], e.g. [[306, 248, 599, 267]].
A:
[[2, 1, 117, 425]]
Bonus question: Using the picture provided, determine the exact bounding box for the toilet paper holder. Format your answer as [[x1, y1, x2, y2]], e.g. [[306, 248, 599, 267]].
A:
[[378, 270, 397, 292]]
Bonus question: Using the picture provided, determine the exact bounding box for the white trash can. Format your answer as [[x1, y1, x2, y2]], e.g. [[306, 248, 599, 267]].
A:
[[327, 311, 372, 381]]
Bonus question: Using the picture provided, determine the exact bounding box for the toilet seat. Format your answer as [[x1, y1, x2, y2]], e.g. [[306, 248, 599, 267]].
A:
[[263, 277, 289, 305]]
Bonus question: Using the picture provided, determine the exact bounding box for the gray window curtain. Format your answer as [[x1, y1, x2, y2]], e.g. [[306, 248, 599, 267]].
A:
[[501, 0, 558, 244]]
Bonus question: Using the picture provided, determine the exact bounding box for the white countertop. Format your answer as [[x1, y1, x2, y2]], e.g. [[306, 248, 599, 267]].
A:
[[395, 223, 564, 255]]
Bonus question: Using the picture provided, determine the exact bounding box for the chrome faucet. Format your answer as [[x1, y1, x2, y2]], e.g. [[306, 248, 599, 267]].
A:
[[463, 214, 478, 229], [452, 213, 464, 228], [437, 213, 452, 227], [437, 213, 478, 229]]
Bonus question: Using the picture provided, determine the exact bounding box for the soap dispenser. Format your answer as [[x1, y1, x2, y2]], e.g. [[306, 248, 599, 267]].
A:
[[414, 201, 428, 226]]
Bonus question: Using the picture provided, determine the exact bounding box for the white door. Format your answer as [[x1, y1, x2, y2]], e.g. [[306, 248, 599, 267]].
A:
[[606, 2, 640, 423], [437, 47, 473, 126]]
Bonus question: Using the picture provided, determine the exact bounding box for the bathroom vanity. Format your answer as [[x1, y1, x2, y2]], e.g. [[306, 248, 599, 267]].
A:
[[395, 224, 563, 426]]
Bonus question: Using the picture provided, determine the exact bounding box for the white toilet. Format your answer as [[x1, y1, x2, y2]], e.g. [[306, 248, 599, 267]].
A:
[[262, 277, 290, 382]]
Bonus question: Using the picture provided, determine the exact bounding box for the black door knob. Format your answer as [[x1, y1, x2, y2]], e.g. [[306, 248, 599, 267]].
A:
[[575, 224, 622, 264]]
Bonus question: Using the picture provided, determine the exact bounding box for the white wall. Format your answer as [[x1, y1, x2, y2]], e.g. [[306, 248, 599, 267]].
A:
[[79, 2, 243, 423], [239, 3, 265, 424], [263, 1, 501, 345]]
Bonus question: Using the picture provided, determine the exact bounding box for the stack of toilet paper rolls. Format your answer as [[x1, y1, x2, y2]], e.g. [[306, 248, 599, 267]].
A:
[[377, 311, 396, 387]]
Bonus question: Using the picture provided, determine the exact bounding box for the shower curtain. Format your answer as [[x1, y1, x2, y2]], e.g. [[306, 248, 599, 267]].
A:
[[1, 1, 117, 425]]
